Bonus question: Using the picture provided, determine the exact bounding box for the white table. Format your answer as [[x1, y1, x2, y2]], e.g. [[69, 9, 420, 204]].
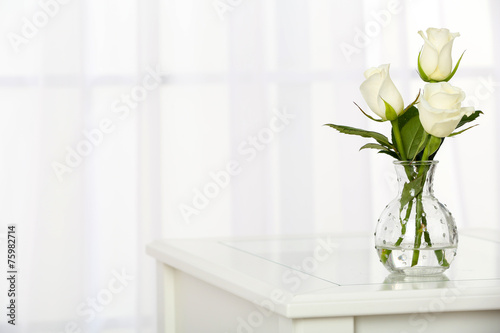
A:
[[146, 229, 500, 332]]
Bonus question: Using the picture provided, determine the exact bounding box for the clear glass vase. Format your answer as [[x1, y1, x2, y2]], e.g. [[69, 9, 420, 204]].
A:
[[374, 160, 458, 276]]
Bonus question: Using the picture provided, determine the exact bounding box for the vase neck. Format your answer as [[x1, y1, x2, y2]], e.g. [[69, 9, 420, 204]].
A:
[[394, 161, 437, 196]]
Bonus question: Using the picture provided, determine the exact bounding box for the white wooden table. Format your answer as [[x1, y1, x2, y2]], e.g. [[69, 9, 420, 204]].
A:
[[146, 229, 500, 332]]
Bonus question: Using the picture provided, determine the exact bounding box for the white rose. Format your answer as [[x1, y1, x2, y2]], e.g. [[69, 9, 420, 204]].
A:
[[359, 64, 404, 121], [418, 83, 474, 137], [418, 28, 460, 82]]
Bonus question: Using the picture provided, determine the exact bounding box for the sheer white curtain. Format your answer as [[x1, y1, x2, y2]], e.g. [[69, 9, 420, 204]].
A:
[[163, 0, 500, 238], [0, 0, 158, 332], [0, 0, 498, 332]]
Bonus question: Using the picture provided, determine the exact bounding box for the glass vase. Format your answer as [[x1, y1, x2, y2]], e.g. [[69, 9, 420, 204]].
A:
[[374, 160, 458, 276]]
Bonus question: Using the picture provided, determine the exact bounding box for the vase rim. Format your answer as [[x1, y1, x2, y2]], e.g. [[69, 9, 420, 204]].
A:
[[393, 160, 439, 165]]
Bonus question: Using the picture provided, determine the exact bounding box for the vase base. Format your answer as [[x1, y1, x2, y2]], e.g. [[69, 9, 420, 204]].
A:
[[376, 246, 456, 276], [389, 266, 448, 276], [385, 272, 450, 283]]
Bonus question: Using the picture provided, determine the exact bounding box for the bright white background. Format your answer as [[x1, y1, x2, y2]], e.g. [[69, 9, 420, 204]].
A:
[[0, 0, 498, 332]]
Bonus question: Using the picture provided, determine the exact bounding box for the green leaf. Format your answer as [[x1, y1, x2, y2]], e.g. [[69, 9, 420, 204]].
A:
[[414, 133, 429, 160], [434, 249, 450, 267], [354, 102, 385, 122], [425, 135, 443, 160], [456, 110, 482, 129], [414, 135, 443, 160], [444, 50, 465, 82], [449, 124, 479, 137], [359, 143, 399, 159], [380, 249, 391, 263], [423, 230, 450, 267], [401, 115, 427, 160], [428, 135, 443, 156], [377, 150, 400, 159], [391, 106, 419, 151], [400, 174, 425, 208], [397, 106, 419, 129], [359, 143, 388, 151], [383, 99, 398, 121], [324, 124, 394, 149], [391, 106, 428, 160]]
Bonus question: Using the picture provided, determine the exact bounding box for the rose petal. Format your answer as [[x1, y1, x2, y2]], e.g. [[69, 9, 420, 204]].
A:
[[418, 30, 439, 75], [359, 64, 403, 120], [379, 74, 404, 115], [419, 98, 463, 137], [419, 28, 460, 81], [427, 92, 461, 109], [419, 82, 470, 137], [360, 71, 385, 119], [461, 106, 475, 117]]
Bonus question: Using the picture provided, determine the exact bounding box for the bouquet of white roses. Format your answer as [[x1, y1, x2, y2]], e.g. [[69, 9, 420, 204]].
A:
[[326, 28, 482, 274]]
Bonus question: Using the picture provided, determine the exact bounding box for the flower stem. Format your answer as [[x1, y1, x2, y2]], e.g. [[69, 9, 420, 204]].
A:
[[417, 136, 434, 175], [411, 194, 424, 266], [410, 137, 435, 267], [381, 200, 413, 264], [391, 119, 407, 160]]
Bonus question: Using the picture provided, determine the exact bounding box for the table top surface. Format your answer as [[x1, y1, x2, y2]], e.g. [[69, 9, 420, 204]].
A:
[[146, 229, 500, 318]]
